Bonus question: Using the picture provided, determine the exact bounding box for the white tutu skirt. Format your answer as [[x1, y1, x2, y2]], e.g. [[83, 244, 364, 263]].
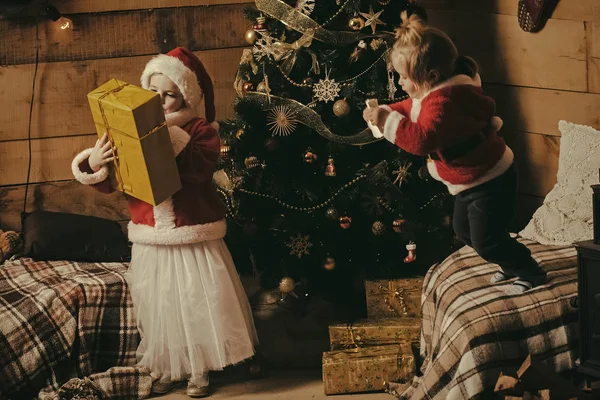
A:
[[126, 240, 258, 384]]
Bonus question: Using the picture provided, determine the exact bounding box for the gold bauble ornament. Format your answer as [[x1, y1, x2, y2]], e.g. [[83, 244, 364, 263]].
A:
[[279, 277, 296, 295], [256, 81, 269, 93], [333, 99, 351, 117], [303, 148, 317, 163], [245, 29, 258, 44], [348, 16, 365, 31], [323, 256, 336, 271]]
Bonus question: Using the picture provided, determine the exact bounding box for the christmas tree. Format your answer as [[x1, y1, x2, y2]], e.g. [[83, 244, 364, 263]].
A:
[[217, 0, 457, 309]]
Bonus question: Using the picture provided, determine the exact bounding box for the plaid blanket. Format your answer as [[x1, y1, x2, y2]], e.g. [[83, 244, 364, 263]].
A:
[[399, 239, 578, 400], [0, 258, 139, 400]]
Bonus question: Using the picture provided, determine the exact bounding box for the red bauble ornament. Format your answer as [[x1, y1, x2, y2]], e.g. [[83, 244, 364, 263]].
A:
[[242, 81, 255, 93], [253, 16, 268, 32], [339, 215, 352, 229]]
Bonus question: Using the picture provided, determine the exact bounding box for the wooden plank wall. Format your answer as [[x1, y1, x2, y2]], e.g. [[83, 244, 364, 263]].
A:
[[1, 0, 598, 232], [421, 0, 600, 229], [0, 0, 252, 231]]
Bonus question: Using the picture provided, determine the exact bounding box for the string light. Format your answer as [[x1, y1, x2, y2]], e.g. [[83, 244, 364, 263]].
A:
[[44, 2, 73, 30]]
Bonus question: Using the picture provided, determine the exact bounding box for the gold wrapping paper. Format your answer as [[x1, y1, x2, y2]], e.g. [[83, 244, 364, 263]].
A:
[[322, 343, 415, 395], [87, 79, 181, 205], [328, 318, 420, 350], [365, 278, 424, 318]]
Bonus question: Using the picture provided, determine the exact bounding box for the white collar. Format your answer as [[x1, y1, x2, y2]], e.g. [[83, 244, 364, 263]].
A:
[[165, 107, 198, 128], [416, 73, 482, 101]]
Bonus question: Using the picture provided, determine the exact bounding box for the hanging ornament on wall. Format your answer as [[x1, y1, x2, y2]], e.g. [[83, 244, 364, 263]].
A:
[[323, 255, 336, 271], [333, 99, 351, 117], [253, 16, 268, 32], [372, 221, 386, 236], [404, 242, 417, 263], [348, 14, 365, 31], [245, 29, 258, 45], [349, 40, 368, 63], [339, 215, 352, 229], [325, 207, 339, 220], [392, 218, 406, 233], [324, 157, 336, 177], [303, 147, 318, 163], [267, 105, 298, 136]]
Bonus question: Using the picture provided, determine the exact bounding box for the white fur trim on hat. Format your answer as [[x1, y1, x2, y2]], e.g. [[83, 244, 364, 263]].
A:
[[127, 219, 227, 245], [140, 54, 203, 109], [72, 148, 109, 185], [169, 126, 191, 156]]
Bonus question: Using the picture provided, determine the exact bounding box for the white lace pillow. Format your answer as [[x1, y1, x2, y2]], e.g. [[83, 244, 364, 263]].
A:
[[519, 121, 600, 245]]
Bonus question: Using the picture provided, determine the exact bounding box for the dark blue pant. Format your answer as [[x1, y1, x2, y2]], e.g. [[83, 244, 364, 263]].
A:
[[452, 164, 546, 284]]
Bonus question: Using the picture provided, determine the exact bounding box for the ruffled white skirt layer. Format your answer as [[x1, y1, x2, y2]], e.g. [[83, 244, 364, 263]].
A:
[[126, 240, 258, 385]]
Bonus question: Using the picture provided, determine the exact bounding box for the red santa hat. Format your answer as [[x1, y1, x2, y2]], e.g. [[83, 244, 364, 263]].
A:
[[140, 47, 215, 122]]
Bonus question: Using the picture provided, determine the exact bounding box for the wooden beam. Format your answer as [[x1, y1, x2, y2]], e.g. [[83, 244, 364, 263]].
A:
[[427, 10, 588, 92], [503, 131, 560, 198], [0, 135, 96, 186], [588, 22, 600, 93], [0, 181, 130, 232], [52, 0, 253, 14], [0, 48, 245, 141], [421, 0, 600, 22], [0, 4, 250, 65], [486, 84, 600, 135]]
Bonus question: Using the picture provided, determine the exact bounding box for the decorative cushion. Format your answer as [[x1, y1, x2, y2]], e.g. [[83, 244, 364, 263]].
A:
[[519, 121, 600, 245], [22, 210, 130, 262]]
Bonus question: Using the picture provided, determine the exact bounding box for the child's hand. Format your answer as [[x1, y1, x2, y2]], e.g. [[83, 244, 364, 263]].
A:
[[363, 106, 390, 130], [89, 133, 115, 172]]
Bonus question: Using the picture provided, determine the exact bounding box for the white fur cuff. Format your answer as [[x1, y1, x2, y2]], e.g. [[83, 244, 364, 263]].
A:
[[128, 219, 227, 245], [169, 126, 191, 156], [71, 148, 109, 185], [383, 111, 404, 144]]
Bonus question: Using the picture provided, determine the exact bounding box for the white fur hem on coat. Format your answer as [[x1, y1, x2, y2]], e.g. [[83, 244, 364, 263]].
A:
[[72, 148, 109, 185], [427, 146, 514, 195], [127, 219, 227, 245]]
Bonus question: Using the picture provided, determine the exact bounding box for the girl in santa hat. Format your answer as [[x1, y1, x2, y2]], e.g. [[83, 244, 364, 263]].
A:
[[363, 12, 547, 294], [72, 47, 258, 397]]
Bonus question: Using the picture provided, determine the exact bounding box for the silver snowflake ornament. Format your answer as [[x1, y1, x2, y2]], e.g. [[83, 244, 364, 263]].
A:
[[295, 0, 315, 16], [286, 234, 313, 259], [313, 77, 341, 103]]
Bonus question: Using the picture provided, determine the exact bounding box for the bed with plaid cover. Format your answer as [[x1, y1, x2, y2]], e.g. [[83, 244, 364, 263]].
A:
[[0, 258, 139, 400], [399, 239, 578, 400]]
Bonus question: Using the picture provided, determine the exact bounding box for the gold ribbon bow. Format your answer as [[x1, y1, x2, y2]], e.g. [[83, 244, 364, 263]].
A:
[[274, 29, 320, 75]]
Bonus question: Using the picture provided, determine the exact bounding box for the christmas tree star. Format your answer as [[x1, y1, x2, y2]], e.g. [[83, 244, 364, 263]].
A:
[[360, 6, 385, 34]]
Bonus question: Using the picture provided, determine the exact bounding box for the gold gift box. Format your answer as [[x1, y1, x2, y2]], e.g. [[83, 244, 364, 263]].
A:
[[87, 79, 181, 205], [322, 343, 415, 395], [365, 278, 423, 319], [328, 318, 420, 350]]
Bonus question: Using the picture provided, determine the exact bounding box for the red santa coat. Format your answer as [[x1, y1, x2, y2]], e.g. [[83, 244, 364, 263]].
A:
[[72, 108, 226, 245], [380, 74, 513, 194]]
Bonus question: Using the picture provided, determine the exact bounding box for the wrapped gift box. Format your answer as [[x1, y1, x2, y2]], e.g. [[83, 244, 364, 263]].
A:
[[322, 343, 415, 395], [87, 79, 181, 205], [365, 278, 423, 318], [329, 318, 420, 350]]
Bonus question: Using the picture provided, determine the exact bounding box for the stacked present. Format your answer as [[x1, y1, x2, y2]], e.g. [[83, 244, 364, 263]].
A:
[[322, 277, 424, 395]]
